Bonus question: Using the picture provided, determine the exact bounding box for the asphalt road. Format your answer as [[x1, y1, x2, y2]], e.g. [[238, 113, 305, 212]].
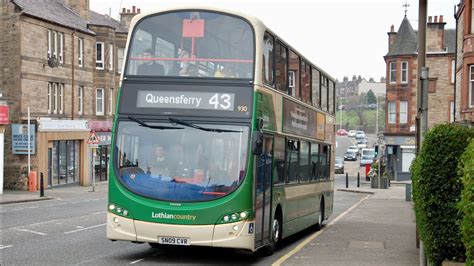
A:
[[0, 137, 368, 265]]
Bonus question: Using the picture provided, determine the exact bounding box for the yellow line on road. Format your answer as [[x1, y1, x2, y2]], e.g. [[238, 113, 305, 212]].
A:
[[272, 194, 370, 266]]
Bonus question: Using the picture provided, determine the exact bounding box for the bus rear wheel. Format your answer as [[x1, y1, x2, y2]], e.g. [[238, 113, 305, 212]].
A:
[[317, 200, 325, 230]]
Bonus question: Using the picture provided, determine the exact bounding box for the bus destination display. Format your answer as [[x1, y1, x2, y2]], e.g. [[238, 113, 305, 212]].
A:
[[137, 90, 235, 111]]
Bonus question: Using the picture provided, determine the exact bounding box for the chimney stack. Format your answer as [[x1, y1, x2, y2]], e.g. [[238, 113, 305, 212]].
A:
[[120, 6, 141, 30], [427, 14, 447, 52], [63, 0, 90, 21], [387, 24, 397, 51], [428, 16, 432, 23]]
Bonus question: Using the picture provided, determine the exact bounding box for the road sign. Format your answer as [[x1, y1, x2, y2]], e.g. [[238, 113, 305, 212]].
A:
[[87, 130, 100, 145]]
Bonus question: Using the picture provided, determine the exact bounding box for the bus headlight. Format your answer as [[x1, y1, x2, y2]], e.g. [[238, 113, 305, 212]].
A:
[[219, 210, 252, 224], [108, 203, 131, 218]]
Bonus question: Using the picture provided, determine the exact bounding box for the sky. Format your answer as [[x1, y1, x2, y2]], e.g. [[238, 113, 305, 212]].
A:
[[91, 0, 459, 81]]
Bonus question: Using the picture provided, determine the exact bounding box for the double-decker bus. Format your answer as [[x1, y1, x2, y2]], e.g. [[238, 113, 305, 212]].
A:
[[107, 6, 336, 255]]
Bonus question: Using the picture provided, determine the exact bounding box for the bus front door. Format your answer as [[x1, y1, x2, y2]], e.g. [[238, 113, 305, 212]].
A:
[[254, 135, 273, 248]]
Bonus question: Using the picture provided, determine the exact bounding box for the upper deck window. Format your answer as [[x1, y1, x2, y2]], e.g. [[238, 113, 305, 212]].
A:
[[126, 11, 254, 79]]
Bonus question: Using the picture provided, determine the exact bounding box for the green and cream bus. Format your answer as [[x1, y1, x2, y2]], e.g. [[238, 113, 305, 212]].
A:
[[107, 6, 336, 255]]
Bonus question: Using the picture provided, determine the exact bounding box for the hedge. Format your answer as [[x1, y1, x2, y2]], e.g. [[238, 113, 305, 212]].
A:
[[411, 124, 474, 265], [458, 139, 474, 266]]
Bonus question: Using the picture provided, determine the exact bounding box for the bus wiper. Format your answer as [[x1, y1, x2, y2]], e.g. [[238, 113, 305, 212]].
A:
[[128, 116, 183, 130], [168, 117, 242, 133]]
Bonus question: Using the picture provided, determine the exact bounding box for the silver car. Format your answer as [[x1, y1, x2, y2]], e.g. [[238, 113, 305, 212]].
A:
[[335, 157, 344, 174]]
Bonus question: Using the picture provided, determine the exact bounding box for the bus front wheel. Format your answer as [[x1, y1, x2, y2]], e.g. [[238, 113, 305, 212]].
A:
[[261, 213, 281, 256]]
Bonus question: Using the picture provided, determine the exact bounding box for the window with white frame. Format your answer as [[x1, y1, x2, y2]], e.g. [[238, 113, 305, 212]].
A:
[[401, 61, 408, 83], [108, 88, 114, 115], [96, 88, 104, 115], [451, 59, 455, 84], [399, 101, 408, 123], [47, 83, 52, 114], [78, 86, 84, 115], [78, 38, 84, 67], [117, 48, 124, 73], [390, 62, 397, 83], [53, 83, 58, 114], [450, 101, 454, 123], [96, 42, 104, 69], [59, 83, 64, 114], [109, 44, 113, 71], [388, 101, 396, 123], [47, 30, 63, 62], [470, 65, 474, 107], [58, 32, 64, 63]]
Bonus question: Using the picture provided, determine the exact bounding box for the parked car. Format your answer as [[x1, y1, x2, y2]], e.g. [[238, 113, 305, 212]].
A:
[[347, 145, 359, 156], [344, 151, 357, 161], [348, 130, 357, 137], [360, 155, 374, 166], [336, 129, 348, 136], [335, 157, 344, 174]]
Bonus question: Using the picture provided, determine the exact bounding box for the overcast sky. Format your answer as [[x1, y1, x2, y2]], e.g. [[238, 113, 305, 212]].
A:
[[91, 0, 458, 81]]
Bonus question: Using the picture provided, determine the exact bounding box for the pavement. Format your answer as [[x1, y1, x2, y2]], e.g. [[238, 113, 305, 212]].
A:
[[279, 181, 418, 266], [0, 182, 108, 205]]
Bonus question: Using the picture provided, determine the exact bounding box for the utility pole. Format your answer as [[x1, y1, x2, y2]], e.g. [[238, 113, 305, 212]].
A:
[[375, 96, 379, 135], [417, 1, 428, 265]]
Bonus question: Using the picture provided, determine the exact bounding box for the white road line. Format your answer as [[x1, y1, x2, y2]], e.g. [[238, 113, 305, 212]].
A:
[[92, 211, 106, 215], [0, 245, 13, 250], [7, 219, 63, 231], [272, 194, 371, 266], [15, 229, 48, 236], [64, 223, 106, 234], [130, 258, 144, 264]]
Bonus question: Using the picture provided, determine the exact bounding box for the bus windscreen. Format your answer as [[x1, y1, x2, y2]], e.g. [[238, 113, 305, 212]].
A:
[[115, 120, 249, 202], [125, 11, 255, 79]]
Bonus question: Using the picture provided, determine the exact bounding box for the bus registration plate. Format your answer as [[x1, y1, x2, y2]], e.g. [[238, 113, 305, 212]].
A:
[[158, 236, 190, 246]]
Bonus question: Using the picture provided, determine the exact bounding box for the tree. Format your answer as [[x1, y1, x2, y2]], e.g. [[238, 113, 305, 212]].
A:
[[367, 89, 376, 105]]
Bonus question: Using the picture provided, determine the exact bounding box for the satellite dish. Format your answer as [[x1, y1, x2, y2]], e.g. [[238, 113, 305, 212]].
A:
[[47, 56, 59, 68]]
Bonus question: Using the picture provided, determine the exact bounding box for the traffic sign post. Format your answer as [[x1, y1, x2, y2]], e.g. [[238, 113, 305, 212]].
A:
[[87, 131, 100, 192]]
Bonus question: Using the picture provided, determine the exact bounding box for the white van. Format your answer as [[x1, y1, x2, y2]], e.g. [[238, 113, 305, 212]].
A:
[[361, 148, 375, 158]]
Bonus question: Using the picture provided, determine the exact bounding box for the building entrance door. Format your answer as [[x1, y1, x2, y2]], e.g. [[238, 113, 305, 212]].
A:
[[50, 140, 80, 186]]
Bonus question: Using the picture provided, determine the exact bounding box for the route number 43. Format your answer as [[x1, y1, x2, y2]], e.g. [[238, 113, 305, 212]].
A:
[[209, 93, 233, 110]]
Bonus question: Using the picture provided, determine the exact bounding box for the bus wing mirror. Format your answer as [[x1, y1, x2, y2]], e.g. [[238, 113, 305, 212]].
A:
[[252, 131, 263, 155]]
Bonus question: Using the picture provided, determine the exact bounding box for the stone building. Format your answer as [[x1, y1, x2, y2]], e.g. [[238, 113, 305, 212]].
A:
[[0, 0, 139, 190], [454, 0, 474, 125], [383, 15, 455, 181]]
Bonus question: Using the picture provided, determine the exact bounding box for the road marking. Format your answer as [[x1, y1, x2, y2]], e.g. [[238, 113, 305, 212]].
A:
[[272, 194, 371, 266], [130, 258, 144, 264], [64, 223, 106, 234], [0, 245, 13, 250], [92, 211, 106, 215], [6, 219, 63, 231], [15, 229, 48, 236]]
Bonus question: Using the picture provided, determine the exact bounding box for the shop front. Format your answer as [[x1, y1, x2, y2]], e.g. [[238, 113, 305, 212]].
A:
[[384, 135, 416, 181], [37, 119, 91, 188], [89, 121, 112, 182]]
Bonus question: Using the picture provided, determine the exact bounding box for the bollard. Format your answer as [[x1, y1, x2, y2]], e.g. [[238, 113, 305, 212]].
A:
[[345, 173, 348, 188], [40, 172, 44, 197], [357, 172, 360, 187]]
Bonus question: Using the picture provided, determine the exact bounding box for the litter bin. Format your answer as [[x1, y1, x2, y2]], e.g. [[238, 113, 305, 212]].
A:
[[371, 175, 378, 188], [28, 171, 37, 192]]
